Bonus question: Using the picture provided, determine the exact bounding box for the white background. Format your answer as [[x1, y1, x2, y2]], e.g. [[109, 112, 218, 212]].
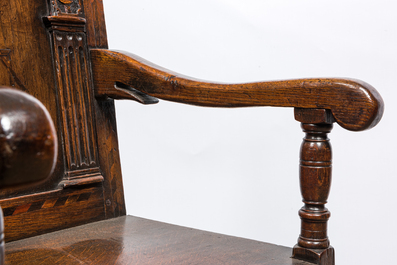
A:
[[103, 1, 397, 264]]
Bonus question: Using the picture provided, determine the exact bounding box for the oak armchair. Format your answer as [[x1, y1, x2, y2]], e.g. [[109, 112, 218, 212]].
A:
[[0, 0, 383, 264]]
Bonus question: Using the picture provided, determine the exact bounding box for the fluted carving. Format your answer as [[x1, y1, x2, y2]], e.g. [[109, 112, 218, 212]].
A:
[[45, 6, 103, 187]]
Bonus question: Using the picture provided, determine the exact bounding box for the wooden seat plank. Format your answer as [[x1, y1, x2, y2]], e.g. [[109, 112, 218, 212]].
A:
[[5, 216, 313, 265]]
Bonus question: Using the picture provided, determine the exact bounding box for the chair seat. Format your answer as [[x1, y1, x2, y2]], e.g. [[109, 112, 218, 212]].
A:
[[5, 216, 312, 265]]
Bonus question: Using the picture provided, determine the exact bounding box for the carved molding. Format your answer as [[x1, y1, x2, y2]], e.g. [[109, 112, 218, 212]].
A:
[[45, 4, 103, 187]]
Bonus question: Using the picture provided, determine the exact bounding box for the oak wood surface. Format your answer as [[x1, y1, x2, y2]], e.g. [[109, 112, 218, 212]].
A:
[[0, 0, 125, 243], [0, 88, 58, 265], [0, 0, 63, 197], [5, 216, 314, 265], [84, 0, 108, 49], [91, 49, 384, 132], [0, 88, 57, 188], [0, 1, 385, 264], [1, 185, 105, 243], [292, 120, 335, 265], [83, 1, 126, 218]]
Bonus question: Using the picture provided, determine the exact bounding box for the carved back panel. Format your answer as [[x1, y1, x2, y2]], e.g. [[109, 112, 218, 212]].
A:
[[0, 0, 125, 242]]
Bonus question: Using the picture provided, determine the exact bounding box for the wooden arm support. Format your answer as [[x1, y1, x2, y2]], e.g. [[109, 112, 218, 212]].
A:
[[0, 88, 57, 264], [90, 49, 384, 265], [293, 108, 335, 265], [91, 49, 383, 132]]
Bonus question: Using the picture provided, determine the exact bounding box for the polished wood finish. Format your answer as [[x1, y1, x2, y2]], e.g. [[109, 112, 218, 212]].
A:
[[0, 0, 125, 243], [1, 185, 104, 242], [5, 216, 315, 265], [83, 0, 108, 49], [44, 12, 103, 187], [90, 48, 384, 264], [294, 108, 335, 125], [91, 49, 383, 131], [0, 0, 62, 199], [292, 109, 335, 264], [297, 122, 333, 249], [0, 88, 57, 187], [0, 0, 385, 264], [0, 88, 58, 265]]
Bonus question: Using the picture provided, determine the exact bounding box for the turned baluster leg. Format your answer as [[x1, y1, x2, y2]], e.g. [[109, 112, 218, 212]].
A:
[[292, 108, 335, 265]]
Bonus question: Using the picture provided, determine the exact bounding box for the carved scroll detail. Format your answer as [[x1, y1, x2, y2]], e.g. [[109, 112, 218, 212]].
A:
[[50, 0, 83, 16], [45, 10, 103, 187]]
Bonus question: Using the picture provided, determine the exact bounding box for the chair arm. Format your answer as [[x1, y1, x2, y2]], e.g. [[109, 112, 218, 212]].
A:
[[91, 49, 384, 131], [0, 87, 57, 265], [0, 88, 57, 188]]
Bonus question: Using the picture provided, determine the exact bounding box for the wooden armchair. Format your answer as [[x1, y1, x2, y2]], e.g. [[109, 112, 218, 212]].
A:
[[0, 1, 383, 264]]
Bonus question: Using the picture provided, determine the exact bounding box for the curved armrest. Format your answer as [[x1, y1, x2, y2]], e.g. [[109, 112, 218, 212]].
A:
[[0, 88, 57, 187], [91, 49, 384, 131]]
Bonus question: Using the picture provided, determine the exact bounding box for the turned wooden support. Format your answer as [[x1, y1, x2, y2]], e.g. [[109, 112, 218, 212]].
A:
[[298, 123, 333, 249], [292, 108, 335, 265]]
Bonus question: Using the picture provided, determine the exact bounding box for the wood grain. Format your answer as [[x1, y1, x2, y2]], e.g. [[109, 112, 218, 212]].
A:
[[1, 186, 105, 243], [0, 0, 64, 197], [0, 0, 123, 244], [0, 88, 58, 263], [5, 216, 314, 265], [292, 122, 334, 265], [0, 1, 385, 264], [93, 99, 126, 218], [84, 0, 108, 49], [0, 88, 57, 187], [91, 49, 384, 132]]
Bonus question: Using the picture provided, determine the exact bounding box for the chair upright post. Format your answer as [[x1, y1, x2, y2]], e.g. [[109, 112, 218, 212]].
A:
[[292, 108, 335, 265]]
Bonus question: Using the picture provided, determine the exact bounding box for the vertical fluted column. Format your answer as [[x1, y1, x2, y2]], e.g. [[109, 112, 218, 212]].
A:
[[293, 108, 335, 265], [43, 0, 104, 187]]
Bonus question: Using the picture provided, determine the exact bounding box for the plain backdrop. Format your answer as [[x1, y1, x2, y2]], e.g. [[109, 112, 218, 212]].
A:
[[102, 1, 397, 264]]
